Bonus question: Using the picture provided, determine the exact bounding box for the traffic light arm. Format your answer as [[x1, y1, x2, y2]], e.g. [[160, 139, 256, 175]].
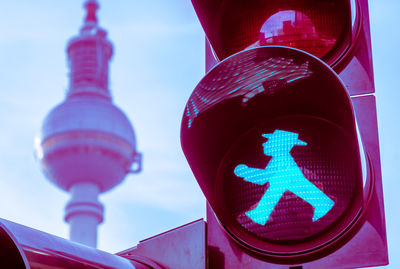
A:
[[0, 218, 153, 269]]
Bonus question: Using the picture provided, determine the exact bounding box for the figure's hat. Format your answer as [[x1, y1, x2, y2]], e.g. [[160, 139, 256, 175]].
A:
[[262, 130, 307, 146]]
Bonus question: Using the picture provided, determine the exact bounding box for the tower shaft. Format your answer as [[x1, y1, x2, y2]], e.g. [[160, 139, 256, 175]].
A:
[[65, 182, 103, 247]]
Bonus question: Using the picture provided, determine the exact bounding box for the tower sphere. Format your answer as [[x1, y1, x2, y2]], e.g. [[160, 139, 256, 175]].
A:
[[38, 96, 140, 193]]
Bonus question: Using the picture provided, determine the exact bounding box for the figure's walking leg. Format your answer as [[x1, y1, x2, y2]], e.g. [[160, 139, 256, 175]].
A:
[[246, 185, 285, 225], [290, 177, 334, 221]]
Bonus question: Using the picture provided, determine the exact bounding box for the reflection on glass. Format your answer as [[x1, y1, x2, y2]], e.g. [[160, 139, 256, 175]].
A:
[[247, 10, 337, 59], [185, 53, 313, 128]]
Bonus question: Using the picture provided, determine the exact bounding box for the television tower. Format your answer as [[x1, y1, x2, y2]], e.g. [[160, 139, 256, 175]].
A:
[[35, 0, 142, 248]]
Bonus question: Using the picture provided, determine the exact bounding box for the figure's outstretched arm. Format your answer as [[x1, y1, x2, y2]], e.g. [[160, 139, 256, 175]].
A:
[[234, 164, 270, 185]]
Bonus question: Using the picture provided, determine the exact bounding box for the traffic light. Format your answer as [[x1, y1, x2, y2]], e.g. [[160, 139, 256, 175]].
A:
[[0, 218, 160, 268], [182, 0, 387, 267]]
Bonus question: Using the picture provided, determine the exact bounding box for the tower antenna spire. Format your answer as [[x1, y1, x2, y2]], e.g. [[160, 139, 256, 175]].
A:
[[84, 0, 99, 24]]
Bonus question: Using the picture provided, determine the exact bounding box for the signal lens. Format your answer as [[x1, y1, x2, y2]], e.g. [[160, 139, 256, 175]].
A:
[[204, 0, 352, 62]]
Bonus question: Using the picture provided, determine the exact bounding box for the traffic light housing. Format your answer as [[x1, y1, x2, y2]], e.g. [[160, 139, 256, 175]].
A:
[[182, 46, 364, 263], [183, 0, 387, 267]]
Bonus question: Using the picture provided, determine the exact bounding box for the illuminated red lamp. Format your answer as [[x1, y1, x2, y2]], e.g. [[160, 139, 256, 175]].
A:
[[192, 0, 352, 65]]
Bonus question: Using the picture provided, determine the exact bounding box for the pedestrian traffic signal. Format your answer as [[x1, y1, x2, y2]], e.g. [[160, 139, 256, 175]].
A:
[[185, 0, 388, 267]]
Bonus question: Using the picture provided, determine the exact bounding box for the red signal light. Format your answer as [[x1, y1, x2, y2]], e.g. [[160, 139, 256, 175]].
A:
[[193, 0, 352, 63]]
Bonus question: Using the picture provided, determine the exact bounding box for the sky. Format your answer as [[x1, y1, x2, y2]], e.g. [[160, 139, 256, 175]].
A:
[[0, 0, 398, 268]]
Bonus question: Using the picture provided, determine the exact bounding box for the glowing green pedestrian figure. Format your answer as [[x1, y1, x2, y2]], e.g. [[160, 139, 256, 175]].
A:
[[234, 130, 334, 225]]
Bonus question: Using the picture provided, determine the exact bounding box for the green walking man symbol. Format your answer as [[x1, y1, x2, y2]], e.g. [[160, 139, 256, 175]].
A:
[[234, 130, 335, 225]]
